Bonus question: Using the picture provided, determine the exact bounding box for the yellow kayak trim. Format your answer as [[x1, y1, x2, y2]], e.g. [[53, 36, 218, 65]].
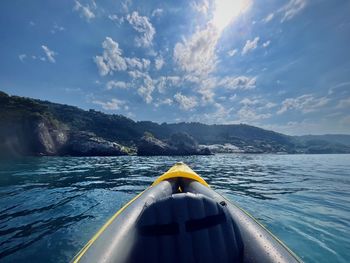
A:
[[72, 190, 146, 263], [152, 162, 209, 187]]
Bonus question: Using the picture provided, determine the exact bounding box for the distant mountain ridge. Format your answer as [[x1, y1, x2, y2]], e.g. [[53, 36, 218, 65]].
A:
[[1, 90, 350, 157], [295, 134, 350, 146]]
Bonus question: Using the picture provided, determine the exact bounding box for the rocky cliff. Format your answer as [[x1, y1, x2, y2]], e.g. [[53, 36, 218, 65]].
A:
[[0, 114, 129, 157], [0, 114, 68, 157], [64, 131, 130, 156]]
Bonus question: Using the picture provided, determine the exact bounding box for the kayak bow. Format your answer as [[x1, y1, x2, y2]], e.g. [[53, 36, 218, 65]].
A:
[[73, 162, 301, 263]]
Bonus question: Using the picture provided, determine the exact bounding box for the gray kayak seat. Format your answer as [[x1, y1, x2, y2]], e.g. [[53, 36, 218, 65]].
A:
[[127, 192, 244, 263]]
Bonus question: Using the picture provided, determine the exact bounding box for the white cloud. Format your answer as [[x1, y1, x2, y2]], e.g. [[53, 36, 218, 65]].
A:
[[125, 57, 150, 71], [240, 97, 260, 105], [129, 70, 152, 80], [167, 76, 181, 84], [92, 98, 125, 110], [212, 0, 252, 31], [93, 37, 152, 77], [262, 13, 274, 23], [191, 0, 210, 15], [174, 25, 219, 78], [51, 24, 65, 34], [188, 102, 233, 124], [174, 0, 251, 79], [18, 54, 27, 62], [265, 102, 277, 109], [199, 89, 216, 104], [277, 94, 329, 114], [174, 93, 198, 110], [94, 37, 127, 76], [151, 8, 163, 17], [91, 0, 97, 9], [94, 56, 109, 76], [197, 77, 217, 103], [156, 76, 181, 93], [155, 98, 173, 107], [183, 75, 201, 84], [138, 86, 153, 103], [108, 14, 124, 24], [121, 0, 132, 12], [126, 11, 155, 47], [240, 97, 277, 111], [336, 98, 350, 109], [187, 95, 272, 124], [230, 96, 278, 123], [227, 49, 238, 57], [262, 40, 271, 48], [229, 94, 237, 101], [280, 0, 307, 22], [143, 58, 151, 69], [237, 106, 272, 121], [328, 81, 350, 95], [155, 56, 165, 70], [185, 75, 256, 105], [74, 1, 95, 21], [218, 76, 256, 90], [126, 69, 157, 103], [199, 88, 216, 104], [106, 80, 129, 90], [41, 45, 56, 63], [137, 75, 154, 104], [128, 70, 147, 79], [242, 37, 259, 55], [203, 102, 233, 123]]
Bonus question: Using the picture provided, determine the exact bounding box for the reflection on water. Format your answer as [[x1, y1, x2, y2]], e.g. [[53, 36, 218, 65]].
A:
[[0, 154, 349, 262]]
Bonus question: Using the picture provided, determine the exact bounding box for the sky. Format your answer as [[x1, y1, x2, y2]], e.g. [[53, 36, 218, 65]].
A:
[[0, 0, 350, 135]]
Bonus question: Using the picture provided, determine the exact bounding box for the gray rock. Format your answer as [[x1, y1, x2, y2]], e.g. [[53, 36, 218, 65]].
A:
[[34, 120, 68, 155], [0, 116, 68, 157], [65, 131, 129, 156], [137, 133, 174, 156]]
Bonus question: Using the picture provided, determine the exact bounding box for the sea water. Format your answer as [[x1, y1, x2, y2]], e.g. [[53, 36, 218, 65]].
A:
[[0, 154, 349, 262]]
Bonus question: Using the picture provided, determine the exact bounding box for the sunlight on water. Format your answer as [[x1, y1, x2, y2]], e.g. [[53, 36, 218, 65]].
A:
[[0, 154, 349, 262]]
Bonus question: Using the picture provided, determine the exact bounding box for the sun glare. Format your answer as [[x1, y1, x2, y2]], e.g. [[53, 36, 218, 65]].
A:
[[212, 0, 251, 31]]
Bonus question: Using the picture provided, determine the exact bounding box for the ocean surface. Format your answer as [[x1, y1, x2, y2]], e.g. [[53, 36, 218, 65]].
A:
[[0, 154, 349, 263]]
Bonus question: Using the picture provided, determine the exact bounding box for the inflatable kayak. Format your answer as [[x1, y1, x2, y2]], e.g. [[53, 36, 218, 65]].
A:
[[73, 162, 301, 263]]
